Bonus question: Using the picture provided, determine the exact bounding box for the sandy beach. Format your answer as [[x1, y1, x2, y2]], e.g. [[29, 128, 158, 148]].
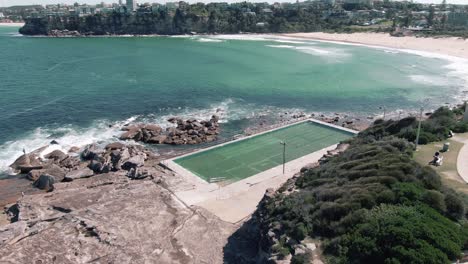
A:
[[283, 32, 468, 60], [0, 22, 24, 27]]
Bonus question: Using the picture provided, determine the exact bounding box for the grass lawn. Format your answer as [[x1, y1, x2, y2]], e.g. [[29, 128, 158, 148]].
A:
[[414, 135, 468, 195]]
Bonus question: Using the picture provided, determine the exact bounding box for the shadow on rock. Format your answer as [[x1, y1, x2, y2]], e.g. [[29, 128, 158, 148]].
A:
[[223, 218, 260, 264]]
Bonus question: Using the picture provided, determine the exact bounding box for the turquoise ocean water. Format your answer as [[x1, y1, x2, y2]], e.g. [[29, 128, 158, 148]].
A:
[[0, 26, 467, 173]]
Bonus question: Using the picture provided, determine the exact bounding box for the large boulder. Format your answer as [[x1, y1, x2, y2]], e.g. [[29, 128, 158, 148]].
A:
[[27, 164, 66, 182], [68, 146, 80, 154], [143, 124, 162, 135], [88, 158, 111, 174], [119, 125, 142, 140], [81, 144, 103, 160], [44, 150, 68, 162], [64, 167, 94, 181], [122, 155, 146, 170], [58, 156, 81, 170], [33, 174, 55, 191], [110, 148, 130, 170], [127, 167, 151, 180], [147, 135, 167, 144], [9, 153, 44, 174], [105, 142, 125, 150]]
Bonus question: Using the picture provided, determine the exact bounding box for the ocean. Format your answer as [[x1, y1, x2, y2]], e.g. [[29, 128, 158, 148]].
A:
[[0, 26, 467, 175]]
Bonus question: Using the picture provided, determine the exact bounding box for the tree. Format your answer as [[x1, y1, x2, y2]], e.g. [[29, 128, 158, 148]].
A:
[[428, 5, 435, 26]]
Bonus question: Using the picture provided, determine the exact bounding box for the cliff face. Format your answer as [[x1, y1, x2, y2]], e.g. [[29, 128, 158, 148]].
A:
[[19, 6, 326, 36], [19, 13, 210, 36]]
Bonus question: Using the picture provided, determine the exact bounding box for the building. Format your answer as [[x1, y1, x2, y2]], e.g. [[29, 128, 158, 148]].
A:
[[0, 12, 4, 19], [448, 12, 468, 27], [126, 0, 137, 12]]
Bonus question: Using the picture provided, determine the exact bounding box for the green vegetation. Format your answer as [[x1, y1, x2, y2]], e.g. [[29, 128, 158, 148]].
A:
[[257, 106, 468, 263], [361, 106, 468, 145], [20, 2, 334, 35], [18, 1, 468, 37]]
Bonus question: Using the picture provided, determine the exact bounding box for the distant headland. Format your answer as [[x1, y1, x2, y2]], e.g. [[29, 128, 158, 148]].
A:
[[16, 0, 468, 37]]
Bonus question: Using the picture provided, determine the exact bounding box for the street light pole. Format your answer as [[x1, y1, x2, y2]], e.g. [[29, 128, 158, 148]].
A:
[[415, 106, 423, 150], [464, 100, 468, 122], [280, 141, 286, 174]]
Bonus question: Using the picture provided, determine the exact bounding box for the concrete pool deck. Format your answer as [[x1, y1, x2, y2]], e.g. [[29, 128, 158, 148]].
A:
[[161, 118, 358, 223]]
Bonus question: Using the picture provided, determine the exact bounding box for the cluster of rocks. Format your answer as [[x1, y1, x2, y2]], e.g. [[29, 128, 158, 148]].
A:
[[9, 141, 160, 191], [120, 115, 220, 145]]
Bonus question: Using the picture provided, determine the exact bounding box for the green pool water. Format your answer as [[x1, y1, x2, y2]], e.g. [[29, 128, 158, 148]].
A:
[[174, 121, 354, 182]]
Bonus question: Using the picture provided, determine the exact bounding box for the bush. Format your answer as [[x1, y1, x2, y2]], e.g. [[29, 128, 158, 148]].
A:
[[445, 193, 465, 220], [291, 253, 312, 264], [452, 122, 468, 133], [292, 222, 308, 241], [417, 166, 442, 190], [422, 190, 446, 213], [360, 106, 467, 145], [256, 135, 467, 264], [340, 205, 463, 264]]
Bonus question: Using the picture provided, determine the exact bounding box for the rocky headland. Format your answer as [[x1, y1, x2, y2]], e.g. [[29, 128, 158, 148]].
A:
[[0, 112, 366, 263], [1, 120, 238, 263]]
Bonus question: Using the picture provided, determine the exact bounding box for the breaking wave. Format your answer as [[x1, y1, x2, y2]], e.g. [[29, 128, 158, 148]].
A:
[[0, 98, 305, 173], [266, 44, 351, 61], [194, 37, 225, 43]]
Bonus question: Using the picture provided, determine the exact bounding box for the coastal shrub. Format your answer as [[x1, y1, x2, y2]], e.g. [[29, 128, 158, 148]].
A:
[[291, 252, 312, 264], [422, 190, 447, 213], [339, 205, 463, 264], [292, 222, 309, 241], [445, 193, 465, 220], [360, 106, 467, 145], [453, 122, 468, 133], [417, 166, 442, 190], [256, 135, 468, 263]]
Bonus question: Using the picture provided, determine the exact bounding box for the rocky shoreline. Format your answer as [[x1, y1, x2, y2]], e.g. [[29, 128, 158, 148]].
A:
[[0, 122, 352, 264], [0, 111, 370, 263], [1, 111, 368, 202]]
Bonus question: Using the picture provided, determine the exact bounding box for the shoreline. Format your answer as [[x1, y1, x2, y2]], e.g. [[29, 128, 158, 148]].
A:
[[0, 23, 24, 27], [281, 32, 468, 60], [18, 30, 468, 61]]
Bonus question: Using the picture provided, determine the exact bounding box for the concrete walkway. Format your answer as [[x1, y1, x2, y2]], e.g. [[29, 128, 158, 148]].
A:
[[166, 144, 339, 223], [455, 134, 468, 183]]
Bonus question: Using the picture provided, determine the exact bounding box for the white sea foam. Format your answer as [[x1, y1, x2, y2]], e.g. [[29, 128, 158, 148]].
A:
[[195, 37, 224, 43], [266, 44, 351, 61], [211, 34, 270, 41], [409, 75, 453, 87], [266, 45, 295, 49], [169, 35, 192, 38], [273, 39, 308, 44], [284, 37, 468, 89], [0, 120, 127, 174], [0, 98, 305, 173]]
